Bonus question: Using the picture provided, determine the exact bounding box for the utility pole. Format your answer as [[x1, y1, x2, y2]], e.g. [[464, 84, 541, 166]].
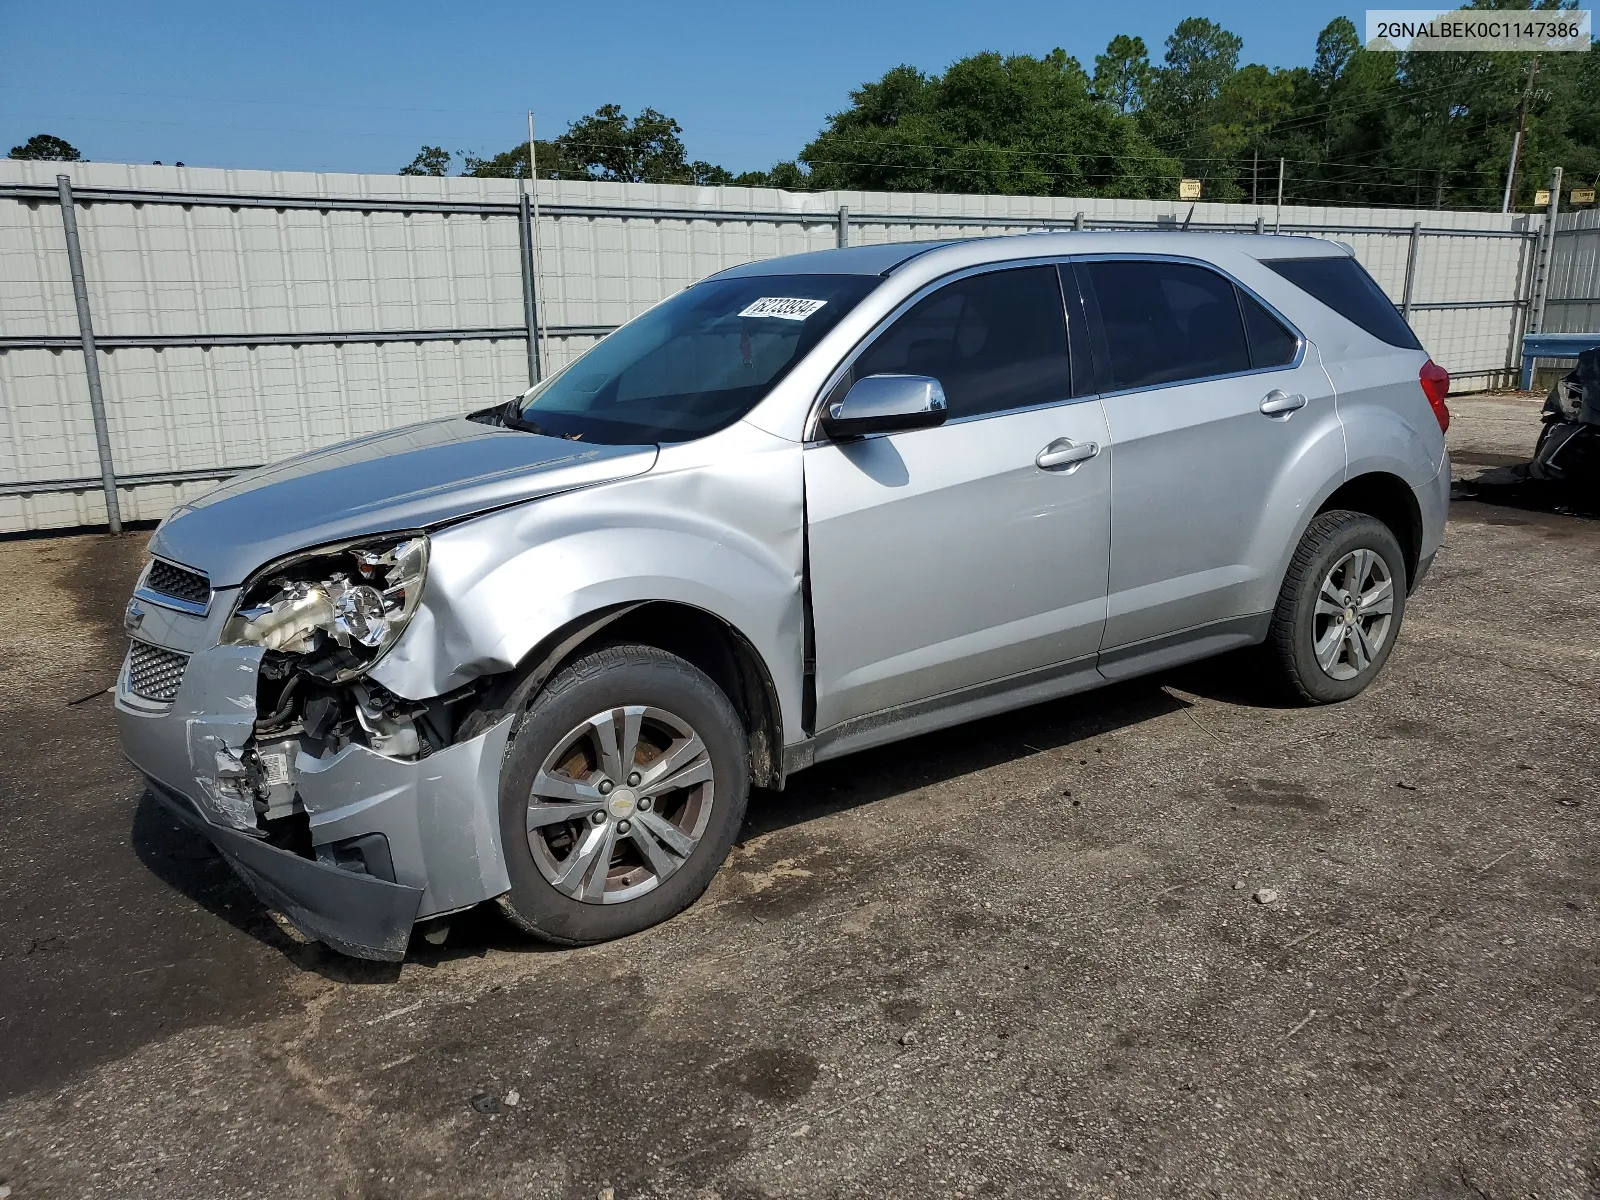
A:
[[1275, 157, 1285, 233], [1503, 58, 1538, 213], [1529, 165, 1563, 334], [1252, 148, 1259, 206]]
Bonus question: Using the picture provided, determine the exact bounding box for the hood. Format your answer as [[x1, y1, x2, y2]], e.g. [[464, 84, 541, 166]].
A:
[[151, 417, 657, 586]]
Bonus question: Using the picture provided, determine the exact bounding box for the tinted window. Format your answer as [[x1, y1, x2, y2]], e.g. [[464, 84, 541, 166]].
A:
[[514, 273, 878, 444], [1085, 260, 1250, 391], [1263, 256, 1421, 350], [851, 266, 1070, 420], [1239, 289, 1299, 368]]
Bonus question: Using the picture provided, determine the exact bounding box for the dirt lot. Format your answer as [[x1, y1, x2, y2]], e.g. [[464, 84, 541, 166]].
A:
[[1, 393, 1596, 1199]]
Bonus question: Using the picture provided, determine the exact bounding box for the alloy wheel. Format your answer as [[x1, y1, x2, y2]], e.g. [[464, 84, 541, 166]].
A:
[[1312, 548, 1395, 680], [525, 705, 715, 904]]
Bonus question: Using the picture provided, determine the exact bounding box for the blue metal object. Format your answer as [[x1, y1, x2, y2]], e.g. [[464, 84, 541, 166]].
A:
[[1521, 332, 1600, 389]]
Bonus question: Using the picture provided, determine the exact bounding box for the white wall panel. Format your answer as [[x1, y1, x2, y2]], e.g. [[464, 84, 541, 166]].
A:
[[1546, 209, 1600, 336], [0, 160, 1542, 532]]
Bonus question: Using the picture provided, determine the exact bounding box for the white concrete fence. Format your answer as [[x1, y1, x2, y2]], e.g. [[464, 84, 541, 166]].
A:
[[1, 159, 1586, 533]]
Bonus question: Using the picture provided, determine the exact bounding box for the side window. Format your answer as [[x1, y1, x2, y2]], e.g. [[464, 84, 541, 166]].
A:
[[1238, 288, 1299, 368], [1084, 260, 1251, 391], [1263, 255, 1422, 350], [852, 265, 1070, 420]]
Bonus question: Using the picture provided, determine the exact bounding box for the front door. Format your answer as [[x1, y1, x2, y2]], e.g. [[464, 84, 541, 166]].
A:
[[1072, 258, 1340, 653], [804, 264, 1112, 731]]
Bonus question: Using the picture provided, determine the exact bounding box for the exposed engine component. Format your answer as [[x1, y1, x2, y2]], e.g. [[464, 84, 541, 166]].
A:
[[252, 737, 300, 821], [352, 684, 422, 758], [238, 650, 496, 827], [212, 532, 498, 829], [224, 536, 429, 679]]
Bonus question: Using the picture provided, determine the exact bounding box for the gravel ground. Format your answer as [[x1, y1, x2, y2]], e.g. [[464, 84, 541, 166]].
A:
[[1, 394, 1595, 1199]]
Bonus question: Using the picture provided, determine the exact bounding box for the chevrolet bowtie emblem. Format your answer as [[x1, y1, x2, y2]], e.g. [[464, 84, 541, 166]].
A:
[[124, 600, 145, 633]]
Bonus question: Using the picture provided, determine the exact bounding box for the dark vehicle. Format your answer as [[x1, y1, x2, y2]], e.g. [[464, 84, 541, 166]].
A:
[[1532, 347, 1600, 493]]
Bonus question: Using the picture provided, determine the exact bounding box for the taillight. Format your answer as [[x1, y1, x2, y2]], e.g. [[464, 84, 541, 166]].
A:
[[1420, 359, 1450, 433]]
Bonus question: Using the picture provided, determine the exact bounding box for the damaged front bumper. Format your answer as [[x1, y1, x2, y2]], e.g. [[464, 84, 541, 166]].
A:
[[143, 777, 427, 960], [116, 596, 513, 961]]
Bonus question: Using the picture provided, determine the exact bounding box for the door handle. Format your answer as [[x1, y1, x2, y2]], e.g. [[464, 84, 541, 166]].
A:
[[1036, 438, 1100, 471], [1260, 390, 1308, 416]]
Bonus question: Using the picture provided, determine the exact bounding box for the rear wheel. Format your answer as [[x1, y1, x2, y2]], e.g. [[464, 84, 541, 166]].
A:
[[496, 644, 748, 945], [1266, 510, 1408, 704]]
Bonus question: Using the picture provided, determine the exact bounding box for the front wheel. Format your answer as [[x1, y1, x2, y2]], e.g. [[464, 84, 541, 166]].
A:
[[496, 643, 749, 945], [1266, 510, 1408, 704]]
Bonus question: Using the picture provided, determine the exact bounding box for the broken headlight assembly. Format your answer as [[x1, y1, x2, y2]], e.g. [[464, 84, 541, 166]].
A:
[[223, 535, 429, 680]]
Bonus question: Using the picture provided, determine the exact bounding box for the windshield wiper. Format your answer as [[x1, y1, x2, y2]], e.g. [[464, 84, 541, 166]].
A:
[[500, 398, 554, 437]]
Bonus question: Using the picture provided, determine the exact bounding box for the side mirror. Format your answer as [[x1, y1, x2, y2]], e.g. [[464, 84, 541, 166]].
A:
[[822, 374, 949, 438]]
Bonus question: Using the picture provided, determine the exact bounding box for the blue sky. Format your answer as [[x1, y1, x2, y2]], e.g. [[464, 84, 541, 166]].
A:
[[4, 1, 1357, 177]]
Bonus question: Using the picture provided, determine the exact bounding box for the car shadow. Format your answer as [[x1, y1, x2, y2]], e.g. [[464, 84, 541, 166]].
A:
[[1452, 461, 1600, 520], [738, 676, 1194, 840], [1157, 648, 1302, 709], [133, 668, 1285, 972], [130, 793, 412, 983]]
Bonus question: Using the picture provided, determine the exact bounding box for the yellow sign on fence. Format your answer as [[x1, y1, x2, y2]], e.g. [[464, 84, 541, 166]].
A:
[[1178, 178, 1203, 201], [1571, 188, 1597, 205], [1535, 189, 1552, 207]]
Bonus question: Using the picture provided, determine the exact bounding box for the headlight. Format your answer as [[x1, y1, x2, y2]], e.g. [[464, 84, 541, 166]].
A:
[[223, 535, 429, 679]]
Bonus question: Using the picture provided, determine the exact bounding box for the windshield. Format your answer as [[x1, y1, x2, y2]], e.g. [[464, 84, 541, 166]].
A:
[[511, 273, 879, 444]]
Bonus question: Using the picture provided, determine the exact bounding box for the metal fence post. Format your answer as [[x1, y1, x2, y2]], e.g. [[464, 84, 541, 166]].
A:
[[1275, 158, 1285, 234], [1401, 222, 1422, 318], [55, 175, 122, 533], [1074, 212, 1085, 231], [836, 205, 850, 248], [518, 190, 541, 385], [1529, 166, 1563, 334]]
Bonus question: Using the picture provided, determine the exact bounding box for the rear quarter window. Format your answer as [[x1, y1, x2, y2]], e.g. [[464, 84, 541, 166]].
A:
[[1263, 256, 1421, 350]]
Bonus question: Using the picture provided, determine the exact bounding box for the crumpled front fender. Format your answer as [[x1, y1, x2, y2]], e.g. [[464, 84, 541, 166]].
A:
[[370, 423, 809, 744]]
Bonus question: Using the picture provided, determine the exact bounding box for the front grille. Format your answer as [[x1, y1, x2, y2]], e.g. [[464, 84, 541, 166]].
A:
[[127, 640, 189, 703], [145, 559, 211, 608]]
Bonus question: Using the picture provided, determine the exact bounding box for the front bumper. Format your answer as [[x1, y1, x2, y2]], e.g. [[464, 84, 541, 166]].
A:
[[145, 778, 425, 960], [116, 602, 515, 961]]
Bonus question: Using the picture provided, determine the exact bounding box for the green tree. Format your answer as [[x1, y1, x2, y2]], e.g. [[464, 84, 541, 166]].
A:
[[800, 50, 1180, 198], [1141, 18, 1247, 189], [9, 133, 81, 161], [754, 161, 810, 189], [556, 104, 706, 183], [1093, 35, 1153, 114], [399, 145, 451, 176], [1312, 16, 1360, 86], [460, 139, 566, 178], [1212, 64, 1297, 198], [395, 9, 1600, 211], [1153, 18, 1243, 112], [463, 105, 743, 185]]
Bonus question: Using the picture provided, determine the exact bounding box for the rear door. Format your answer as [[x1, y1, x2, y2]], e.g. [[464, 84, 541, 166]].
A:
[[804, 264, 1111, 730], [1072, 257, 1340, 660]]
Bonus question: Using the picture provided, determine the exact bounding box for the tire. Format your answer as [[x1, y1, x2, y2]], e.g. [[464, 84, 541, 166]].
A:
[[1266, 510, 1408, 705], [495, 643, 749, 945]]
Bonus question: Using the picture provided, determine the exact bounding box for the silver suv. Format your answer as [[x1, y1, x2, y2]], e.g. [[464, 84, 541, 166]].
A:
[[118, 233, 1451, 959]]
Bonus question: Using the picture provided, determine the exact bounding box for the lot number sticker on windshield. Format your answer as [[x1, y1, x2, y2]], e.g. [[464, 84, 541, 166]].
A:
[[738, 297, 828, 321]]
